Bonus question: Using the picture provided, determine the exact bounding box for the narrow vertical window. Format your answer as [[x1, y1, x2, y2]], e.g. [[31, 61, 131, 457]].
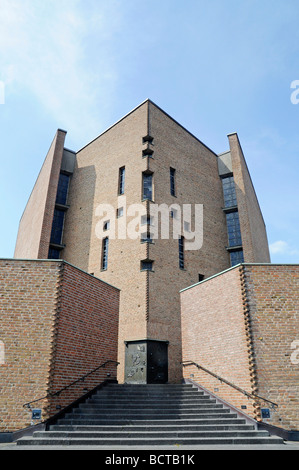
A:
[[226, 211, 242, 247], [179, 236, 185, 270], [230, 250, 244, 267], [48, 248, 61, 260], [222, 176, 237, 208], [103, 220, 110, 231], [170, 168, 176, 196], [102, 237, 109, 270], [142, 172, 153, 201], [56, 173, 70, 205], [117, 207, 124, 218], [50, 209, 65, 246], [118, 167, 125, 195]]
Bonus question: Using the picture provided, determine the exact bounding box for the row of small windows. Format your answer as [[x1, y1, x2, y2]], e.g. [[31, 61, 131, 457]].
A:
[[118, 166, 176, 199], [102, 213, 190, 242], [50, 167, 244, 272], [101, 236, 186, 272], [103, 210, 154, 228]]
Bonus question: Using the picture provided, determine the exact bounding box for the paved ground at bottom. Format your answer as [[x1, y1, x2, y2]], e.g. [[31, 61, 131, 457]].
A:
[[1, 441, 299, 450]]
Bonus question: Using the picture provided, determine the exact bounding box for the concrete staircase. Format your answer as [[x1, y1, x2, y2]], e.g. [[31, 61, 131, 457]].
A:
[[17, 383, 284, 446]]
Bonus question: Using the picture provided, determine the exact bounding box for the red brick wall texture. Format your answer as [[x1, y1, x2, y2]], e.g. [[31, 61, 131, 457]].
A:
[[181, 264, 299, 431], [0, 259, 119, 432]]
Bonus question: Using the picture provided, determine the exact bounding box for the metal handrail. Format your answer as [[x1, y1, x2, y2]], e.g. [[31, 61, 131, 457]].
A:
[[23, 360, 119, 409], [181, 360, 278, 409]]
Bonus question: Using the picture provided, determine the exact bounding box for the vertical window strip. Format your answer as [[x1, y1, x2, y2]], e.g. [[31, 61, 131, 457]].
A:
[[117, 207, 124, 218], [143, 173, 153, 200], [226, 211, 242, 247], [48, 248, 61, 260], [119, 167, 125, 195], [56, 173, 70, 205], [50, 209, 65, 246], [102, 237, 109, 270], [222, 176, 237, 208], [230, 250, 244, 266], [170, 168, 176, 196], [179, 236, 185, 269]]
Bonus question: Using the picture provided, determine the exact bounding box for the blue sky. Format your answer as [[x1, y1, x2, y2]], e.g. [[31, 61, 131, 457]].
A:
[[0, 0, 298, 262]]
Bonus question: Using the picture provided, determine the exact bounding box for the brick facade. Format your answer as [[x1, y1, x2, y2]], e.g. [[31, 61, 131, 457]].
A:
[[13, 100, 271, 385], [62, 101, 149, 383], [60, 101, 233, 382], [146, 101, 230, 382], [0, 259, 119, 432], [181, 264, 299, 431], [181, 265, 256, 416], [244, 264, 299, 430]]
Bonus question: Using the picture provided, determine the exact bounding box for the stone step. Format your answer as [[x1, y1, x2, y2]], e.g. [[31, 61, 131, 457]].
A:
[[57, 416, 242, 426], [32, 430, 269, 439], [60, 413, 235, 425], [17, 436, 284, 446], [49, 423, 256, 432], [15, 383, 284, 447], [87, 400, 211, 407], [93, 391, 207, 400], [88, 395, 209, 403], [104, 384, 194, 388], [99, 391, 198, 394], [64, 409, 229, 420], [77, 402, 219, 411]]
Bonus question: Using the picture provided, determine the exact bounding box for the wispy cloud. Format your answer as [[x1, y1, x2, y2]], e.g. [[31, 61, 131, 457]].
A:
[[270, 240, 299, 256], [270, 241, 288, 254], [0, 0, 123, 147]]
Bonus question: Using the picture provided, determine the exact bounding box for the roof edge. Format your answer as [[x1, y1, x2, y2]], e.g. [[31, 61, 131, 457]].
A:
[[77, 99, 150, 153], [76, 98, 220, 158], [147, 99, 219, 158]]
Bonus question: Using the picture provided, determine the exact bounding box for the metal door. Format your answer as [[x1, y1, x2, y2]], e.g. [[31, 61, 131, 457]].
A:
[[147, 340, 168, 384], [124, 340, 169, 384]]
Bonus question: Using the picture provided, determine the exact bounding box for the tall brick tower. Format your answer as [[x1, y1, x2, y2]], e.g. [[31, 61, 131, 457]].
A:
[[14, 99, 270, 383]]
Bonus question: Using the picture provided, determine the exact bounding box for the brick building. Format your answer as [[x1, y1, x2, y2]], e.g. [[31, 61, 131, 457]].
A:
[[180, 263, 299, 433], [13, 99, 271, 384], [0, 259, 120, 433]]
